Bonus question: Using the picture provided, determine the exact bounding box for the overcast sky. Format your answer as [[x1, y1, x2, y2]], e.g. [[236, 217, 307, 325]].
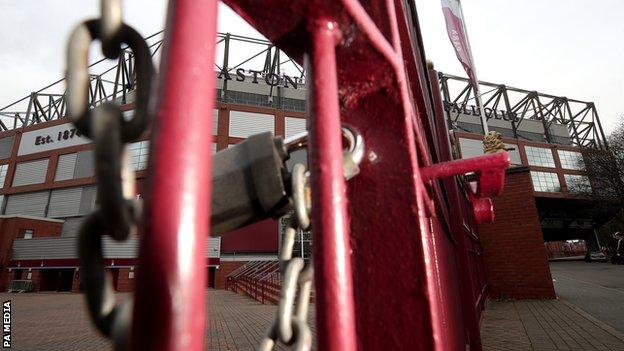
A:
[[0, 1, 622, 133]]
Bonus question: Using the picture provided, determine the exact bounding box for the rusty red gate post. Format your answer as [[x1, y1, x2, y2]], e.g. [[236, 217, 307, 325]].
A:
[[131, 0, 218, 350], [308, 19, 358, 351]]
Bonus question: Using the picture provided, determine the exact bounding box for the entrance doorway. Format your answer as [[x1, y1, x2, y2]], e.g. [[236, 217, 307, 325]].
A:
[[39, 269, 75, 292], [207, 267, 216, 288], [109, 269, 120, 291]]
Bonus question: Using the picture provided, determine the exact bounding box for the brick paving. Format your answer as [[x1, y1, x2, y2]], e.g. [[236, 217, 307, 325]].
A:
[[2, 290, 313, 351], [4, 289, 624, 350], [482, 299, 624, 351]]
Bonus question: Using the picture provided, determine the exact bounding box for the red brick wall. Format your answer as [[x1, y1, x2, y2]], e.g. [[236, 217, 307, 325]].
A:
[[214, 261, 246, 289], [116, 268, 135, 292], [0, 217, 63, 291], [71, 269, 81, 292], [478, 168, 556, 299], [29, 270, 41, 292]]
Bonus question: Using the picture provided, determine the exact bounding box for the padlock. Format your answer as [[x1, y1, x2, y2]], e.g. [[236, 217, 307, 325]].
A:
[[211, 132, 292, 235], [211, 126, 364, 235]]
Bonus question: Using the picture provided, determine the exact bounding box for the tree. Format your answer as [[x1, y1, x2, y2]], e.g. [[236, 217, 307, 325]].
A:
[[573, 118, 624, 250], [580, 123, 624, 200]]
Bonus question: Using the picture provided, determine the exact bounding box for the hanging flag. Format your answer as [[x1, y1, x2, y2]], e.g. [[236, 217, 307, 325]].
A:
[[441, 0, 476, 84], [441, 0, 489, 134]]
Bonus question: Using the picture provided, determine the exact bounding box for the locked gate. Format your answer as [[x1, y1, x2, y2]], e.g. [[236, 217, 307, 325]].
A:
[[66, 0, 511, 350]]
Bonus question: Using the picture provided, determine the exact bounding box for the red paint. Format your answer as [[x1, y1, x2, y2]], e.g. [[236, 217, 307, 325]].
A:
[[131, 0, 218, 350], [220, 218, 278, 253], [420, 152, 510, 198], [470, 195, 494, 224], [308, 19, 357, 351], [430, 68, 485, 350], [220, 1, 481, 349]]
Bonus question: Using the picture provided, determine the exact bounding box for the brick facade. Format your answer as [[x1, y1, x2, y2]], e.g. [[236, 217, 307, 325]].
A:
[[478, 168, 556, 299], [116, 268, 135, 292], [0, 217, 63, 291], [71, 269, 80, 292], [214, 261, 246, 290]]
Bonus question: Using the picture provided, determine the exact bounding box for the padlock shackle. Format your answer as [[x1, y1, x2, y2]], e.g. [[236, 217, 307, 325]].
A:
[[284, 125, 364, 165]]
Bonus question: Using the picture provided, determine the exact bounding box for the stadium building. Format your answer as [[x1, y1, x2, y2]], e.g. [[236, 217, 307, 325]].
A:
[[438, 73, 607, 298], [0, 32, 607, 297]]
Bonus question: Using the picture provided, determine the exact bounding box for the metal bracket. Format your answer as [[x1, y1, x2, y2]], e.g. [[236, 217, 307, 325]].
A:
[[420, 151, 510, 223]]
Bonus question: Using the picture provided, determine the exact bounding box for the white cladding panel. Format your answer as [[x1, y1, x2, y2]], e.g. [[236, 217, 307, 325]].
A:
[[504, 144, 522, 165], [61, 217, 84, 238], [48, 187, 83, 218], [0, 136, 14, 159], [55, 153, 78, 181], [285, 117, 306, 138], [18, 123, 90, 156], [206, 237, 221, 258], [213, 109, 219, 134], [11, 236, 222, 260], [4, 191, 49, 217], [79, 185, 97, 214], [13, 159, 49, 186], [74, 150, 95, 178], [229, 111, 274, 138], [12, 237, 77, 259], [458, 138, 521, 165], [0, 164, 8, 188]]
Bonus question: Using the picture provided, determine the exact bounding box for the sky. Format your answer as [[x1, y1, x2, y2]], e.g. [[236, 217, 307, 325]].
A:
[[0, 0, 622, 133]]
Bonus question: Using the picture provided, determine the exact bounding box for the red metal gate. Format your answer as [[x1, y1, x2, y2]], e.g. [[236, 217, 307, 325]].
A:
[[131, 0, 509, 350]]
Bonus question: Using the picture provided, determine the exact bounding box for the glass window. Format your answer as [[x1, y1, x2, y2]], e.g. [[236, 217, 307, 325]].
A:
[[557, 150, 584, 170], [525, 146, 555, 168], [504, 144, 522, 165], [122, 110, 134, 122], [129, 140, 149, 171], [530, 171, 561, 192], [22, 229, 34, 239], [0, 164, 8, 187], [459, 138, 483, 159], [564, 174, 591, 194]]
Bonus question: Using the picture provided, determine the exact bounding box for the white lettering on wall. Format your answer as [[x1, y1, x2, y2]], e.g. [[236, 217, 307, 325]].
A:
[[18, 123, 91, 156]]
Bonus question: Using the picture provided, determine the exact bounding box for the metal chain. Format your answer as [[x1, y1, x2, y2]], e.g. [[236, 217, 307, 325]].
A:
[[260, 127, 365, 351], [259, 164, 314, 351], [66, 1, 153, 349]]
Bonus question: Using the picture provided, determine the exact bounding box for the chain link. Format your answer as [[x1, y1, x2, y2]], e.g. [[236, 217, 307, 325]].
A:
[[66, 1, 153, 349], [100, 0, 123, 58], [259, 165, 314, 351], [260, 127, 364, 351]]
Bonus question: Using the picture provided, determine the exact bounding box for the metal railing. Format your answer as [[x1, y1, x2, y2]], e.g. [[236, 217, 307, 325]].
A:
[[226, 260, 282, 304], [0, 31, 304, 132]]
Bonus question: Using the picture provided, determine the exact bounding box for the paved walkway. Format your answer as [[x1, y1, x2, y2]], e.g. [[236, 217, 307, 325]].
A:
[[4, 289, 624, 350], [3, 290, 312, 351], [550, 261, 624, 333], [481, 299, 624, 351]]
